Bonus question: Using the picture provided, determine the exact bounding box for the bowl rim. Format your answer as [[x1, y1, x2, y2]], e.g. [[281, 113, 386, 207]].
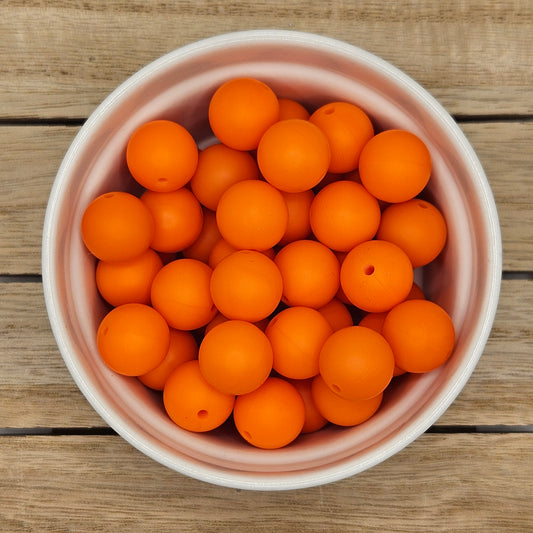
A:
[[42, 29, 502, 490]]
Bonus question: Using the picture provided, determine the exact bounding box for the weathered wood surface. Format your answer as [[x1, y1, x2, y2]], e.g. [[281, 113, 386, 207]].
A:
[[1, 1, 532, 118], [1, 434, 531, 532], [1, 1, 532, 531]]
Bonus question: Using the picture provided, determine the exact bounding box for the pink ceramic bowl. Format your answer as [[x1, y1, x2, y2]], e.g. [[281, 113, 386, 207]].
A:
[[42, 30, 501, 490]]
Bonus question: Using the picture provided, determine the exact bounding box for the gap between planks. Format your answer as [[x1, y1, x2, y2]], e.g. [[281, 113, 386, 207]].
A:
[[0, 272, 531, 283], [0, 114, 532, 127], [1, 425, 532, 437]]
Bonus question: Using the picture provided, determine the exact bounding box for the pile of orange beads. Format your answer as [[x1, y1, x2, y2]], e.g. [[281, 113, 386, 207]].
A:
[[81, 77, 455, 450]]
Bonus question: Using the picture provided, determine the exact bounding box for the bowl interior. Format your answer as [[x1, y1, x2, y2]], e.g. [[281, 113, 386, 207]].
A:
[[43, 30, 501, 490]]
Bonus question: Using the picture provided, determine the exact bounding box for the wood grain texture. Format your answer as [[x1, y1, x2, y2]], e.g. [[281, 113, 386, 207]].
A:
[[0, 433, 531, 532], [1, 279, 531, 428], [1, 1, 532, 527], [438, 276, 533, 425], [0, 126, 80, 275], [0, 1, 531, 119], [459, 122, 533, 271], [0, 282, 103, 427], [1, 121, 531, 274]]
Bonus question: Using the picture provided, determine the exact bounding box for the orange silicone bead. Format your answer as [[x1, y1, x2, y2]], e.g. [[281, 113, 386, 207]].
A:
[[357, 283, 424, 319], [319, 325, 395, 401], [406, 281, 426, 300], [233, 377, 305, 449], [209, 239, 275, 268], [257, 119, 331, 193], [126, 120, 198, 192], [97, 303, 170, 376], [182, 208, 221, 263], [340, 240, 414, 313], [287, 378, 328, 434], [377, 198, 447, 267], [357, 312, 406, 377], [309, 101, 374, 173], [210, 250, 283, 322], [277, 98, 310, 121], [309, 180, 381, 252], [138, 328, 198, 390], [199, 320, 273, 395], [163, 360, 235, 432], [359, 129, 432, 203], [265, 306, 333, 379], [81, 191, 154, 262], [358, 312, 387, 332], [204, 312, 229, 334], [317, 298, 354, 332], [141, 188, 203, 253], [382, 299, 455, 373], [150, 258, 217, 330], [311, 374, 383, 427], [275, 239, 341, 309], [216, 180, 289, 251], [278, 190, 314, 246], [208, 77, 280, 151], [207, 238, 238, 268], [95, 248, 163, 307], [190, 143, 260, 210]]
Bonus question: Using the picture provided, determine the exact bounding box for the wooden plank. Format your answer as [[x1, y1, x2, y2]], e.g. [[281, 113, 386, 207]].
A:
[[439, 275, 533, 425], [0, 126, 80, 275], [459, 122, 533, 271], [1, 120, 531, 275], [0, 279, 531, 428], [0, 1, 531, 119], [0, 433, 531, 531], [0, 282, 103, 427]]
